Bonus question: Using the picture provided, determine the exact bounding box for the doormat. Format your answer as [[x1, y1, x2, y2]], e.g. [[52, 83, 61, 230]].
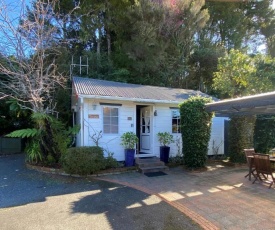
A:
[[144, 171, 167, 177]]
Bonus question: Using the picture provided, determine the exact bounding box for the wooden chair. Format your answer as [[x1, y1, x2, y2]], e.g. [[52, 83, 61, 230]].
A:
[[244, 148, 256, 180], [253, 154, 275, 189]]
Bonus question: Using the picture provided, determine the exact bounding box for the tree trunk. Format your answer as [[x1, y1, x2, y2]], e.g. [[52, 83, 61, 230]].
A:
[[96, 29, 101, 73], [39, 118, 59, 164]]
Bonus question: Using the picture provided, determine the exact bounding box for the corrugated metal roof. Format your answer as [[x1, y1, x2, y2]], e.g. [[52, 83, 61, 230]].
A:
[[73, 76, 208, 103]]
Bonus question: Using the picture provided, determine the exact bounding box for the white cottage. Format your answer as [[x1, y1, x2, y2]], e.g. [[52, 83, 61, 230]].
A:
[[72, 76, 226, 161]]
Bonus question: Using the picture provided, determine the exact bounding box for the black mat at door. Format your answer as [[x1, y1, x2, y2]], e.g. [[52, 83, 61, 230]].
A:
[[144, 171, 167, 177]]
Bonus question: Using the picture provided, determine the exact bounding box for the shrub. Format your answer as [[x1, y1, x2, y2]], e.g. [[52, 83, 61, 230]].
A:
[[180, 96, 213, 169], [104, 152, 119, 169], [25, 139, 42, 164], [61, 146, 106, 175], [7, 113, 80, 165], [121, 132, 139, 149], [229, 115, 255, 163], [254, 115, 275, 154], [157, 132, 174, 146], [169, 155, 184, 166]]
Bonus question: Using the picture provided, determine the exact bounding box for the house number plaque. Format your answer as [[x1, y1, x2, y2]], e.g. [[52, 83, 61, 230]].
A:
[[88, 114, 99, 119]]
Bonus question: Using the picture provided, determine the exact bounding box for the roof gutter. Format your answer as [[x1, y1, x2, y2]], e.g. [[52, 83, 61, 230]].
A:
[[77, 94, 182, 105]]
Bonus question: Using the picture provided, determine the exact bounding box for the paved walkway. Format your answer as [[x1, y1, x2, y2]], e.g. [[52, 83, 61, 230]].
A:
[[98, 163, 275, 230]]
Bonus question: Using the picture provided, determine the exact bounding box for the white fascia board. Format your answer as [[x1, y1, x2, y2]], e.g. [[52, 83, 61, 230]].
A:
[[77, 94, 181, 105], [206, 91, 275, 106]]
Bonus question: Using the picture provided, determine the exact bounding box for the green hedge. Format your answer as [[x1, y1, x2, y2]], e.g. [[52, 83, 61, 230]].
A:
[[229, 116, 255, 163], [180, 96, 213, 168], [61, 146, 106, 175], [254, 115, 275, 154]]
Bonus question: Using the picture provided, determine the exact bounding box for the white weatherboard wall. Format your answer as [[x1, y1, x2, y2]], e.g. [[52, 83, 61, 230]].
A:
[[76, 100, 227, 161], [153, 105, 182, 158], [153, 107, 226, 157], [208, 117, 228, 155], [83, 99, 136, 161]]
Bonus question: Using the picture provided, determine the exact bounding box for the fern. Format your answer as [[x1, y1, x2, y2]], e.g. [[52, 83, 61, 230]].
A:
[[31, 113, 53, 123], [6, 128, 40, 138], [67, 125, 81, 135]]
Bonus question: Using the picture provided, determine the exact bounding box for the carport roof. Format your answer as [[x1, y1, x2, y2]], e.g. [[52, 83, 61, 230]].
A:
[[205, 91, 275, 116]]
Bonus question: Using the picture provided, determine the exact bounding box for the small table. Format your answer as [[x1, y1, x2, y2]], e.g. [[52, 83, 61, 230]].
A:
[[247, 155, 275, 181]]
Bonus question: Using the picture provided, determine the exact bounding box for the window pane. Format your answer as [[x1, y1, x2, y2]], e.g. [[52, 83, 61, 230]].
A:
[[111, 117, 118, 125], [172, 125, 178, 133], [172, 110, 180, 118], [111, 108, 118, 116], [172, 110, 181, 133], [103, 107, 119, 134], [142, 125, 145, 133], [103, 107, 111, 116], [103, 117, 110, 125]]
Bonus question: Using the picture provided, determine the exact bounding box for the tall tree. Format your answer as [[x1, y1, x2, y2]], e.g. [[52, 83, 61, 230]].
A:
[[256, 1, 275, 57], [212, 49, 255, 98], [112, 0, 209, 86], [0, 0, 77, 163], [188, 41, 226, 92], [213, 50, 275, 98], [203, 1, 274, 52]]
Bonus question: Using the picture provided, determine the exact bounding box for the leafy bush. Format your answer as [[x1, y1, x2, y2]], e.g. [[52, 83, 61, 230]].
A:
[[25, 139, 42, 164], [180, 96, 213, 168], [254, 115, 275, 154], [157, 132, 174, 146], [7, 112, 80, 165], [104, 152, 119, 169], [229, 115, 255, 163], [169, 155, 184, 166], [121, 132, 139, 149], [61, 146, 106, 175]]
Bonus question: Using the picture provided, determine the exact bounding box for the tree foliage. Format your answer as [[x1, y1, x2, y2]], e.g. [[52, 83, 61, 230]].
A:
[[0, 0, 80, 164], [213, 50, 275, 98], [6, 128, 40, 138], [188, 42, 226, 92], [2, 0, 275, 166], [213, 50, 256, 98], [0, 0, 70, 113]]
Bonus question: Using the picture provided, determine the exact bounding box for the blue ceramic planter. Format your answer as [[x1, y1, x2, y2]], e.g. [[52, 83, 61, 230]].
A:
[[125, 149, 135, 167], [160, 146, 170, 163]]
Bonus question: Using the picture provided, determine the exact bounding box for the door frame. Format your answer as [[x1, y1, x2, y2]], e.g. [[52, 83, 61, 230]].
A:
[[136, 105, 155, 157]]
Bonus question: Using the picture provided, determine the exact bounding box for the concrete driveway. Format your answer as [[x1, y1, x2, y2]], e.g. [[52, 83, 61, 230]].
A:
[[0, 154, 200, 230]]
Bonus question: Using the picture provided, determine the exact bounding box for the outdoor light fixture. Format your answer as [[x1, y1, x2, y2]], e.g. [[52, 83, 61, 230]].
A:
[[154, 110, 157, 116], [92, 103, 97, 110]]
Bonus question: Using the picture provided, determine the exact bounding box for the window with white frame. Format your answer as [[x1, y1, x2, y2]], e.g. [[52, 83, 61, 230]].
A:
[[172, 109, 181, 133], [103, 106, 119, 134]]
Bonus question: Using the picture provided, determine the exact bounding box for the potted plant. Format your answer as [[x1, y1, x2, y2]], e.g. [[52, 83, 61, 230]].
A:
[[157, 132, 174, 163], [121, 132, 139, 167]]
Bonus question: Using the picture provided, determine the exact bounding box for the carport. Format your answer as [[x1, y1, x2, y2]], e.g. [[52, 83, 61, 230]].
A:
[[205, 91, 275, 116]]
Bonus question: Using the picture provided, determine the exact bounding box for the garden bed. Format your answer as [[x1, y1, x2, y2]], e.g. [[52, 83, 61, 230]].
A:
[[26, 163, 137, 177]]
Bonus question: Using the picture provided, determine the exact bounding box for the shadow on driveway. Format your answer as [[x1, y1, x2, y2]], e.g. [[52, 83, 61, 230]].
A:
[[0, 154, 201, 230]]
